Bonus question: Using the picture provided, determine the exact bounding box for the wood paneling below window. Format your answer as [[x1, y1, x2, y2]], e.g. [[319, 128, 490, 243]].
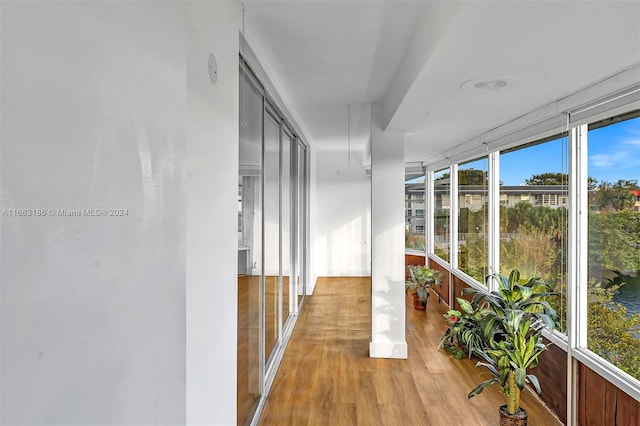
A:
[[577, 361, 640, 425]]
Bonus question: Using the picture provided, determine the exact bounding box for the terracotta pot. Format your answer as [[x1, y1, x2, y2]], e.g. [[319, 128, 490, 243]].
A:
[[411, 293, 426, 310], [498, 405, 527, 426]]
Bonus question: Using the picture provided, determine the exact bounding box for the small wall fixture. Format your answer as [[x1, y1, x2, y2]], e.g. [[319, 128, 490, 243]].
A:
[[208, 53, 218, 85]]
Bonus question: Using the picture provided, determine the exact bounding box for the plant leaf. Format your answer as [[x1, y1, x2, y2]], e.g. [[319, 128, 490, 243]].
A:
[[527, 374, 542, 395], [515, 367, 526, 389], [458, 298, 474, 315], [475, 361, 500, 377], [468, 377, 499, 399]]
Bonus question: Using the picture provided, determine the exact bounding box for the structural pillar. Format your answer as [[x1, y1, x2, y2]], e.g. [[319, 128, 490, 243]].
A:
[[369, 104, 407, 359]]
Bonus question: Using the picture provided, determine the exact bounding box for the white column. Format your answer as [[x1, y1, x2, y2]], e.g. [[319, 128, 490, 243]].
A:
[[369, 104, 407, 359]]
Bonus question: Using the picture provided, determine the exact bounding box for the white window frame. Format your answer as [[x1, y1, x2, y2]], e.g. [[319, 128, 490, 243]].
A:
[[424, 79, 640, 411]]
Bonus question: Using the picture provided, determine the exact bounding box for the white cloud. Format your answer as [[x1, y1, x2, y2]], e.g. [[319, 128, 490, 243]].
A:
[[590, 151, 635, 168]]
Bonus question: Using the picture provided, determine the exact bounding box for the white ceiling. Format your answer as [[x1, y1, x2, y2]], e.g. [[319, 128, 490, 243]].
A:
[[243, 1, 640, 165]]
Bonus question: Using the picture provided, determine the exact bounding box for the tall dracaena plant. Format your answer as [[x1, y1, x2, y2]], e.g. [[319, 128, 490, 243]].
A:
[[465, 270, 560, 415]]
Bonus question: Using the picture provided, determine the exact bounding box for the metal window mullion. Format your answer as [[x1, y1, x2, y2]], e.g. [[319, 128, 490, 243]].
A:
[[277, 122, 284, 347], [292, 141, 299, 315], [488, 151, 500, 291], [567, 124, 578, 426], [566, 123, 589, 425], [259, 91, 266, 395], [422, 166, 427, 257], [303, 144, 310, 302], [426, 170, 434, 256], [450, 164, 459, 269], [575, 124, 588, 349]]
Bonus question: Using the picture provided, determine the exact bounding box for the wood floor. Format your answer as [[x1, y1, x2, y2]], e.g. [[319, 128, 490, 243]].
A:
[[258, 277, 563, 426]]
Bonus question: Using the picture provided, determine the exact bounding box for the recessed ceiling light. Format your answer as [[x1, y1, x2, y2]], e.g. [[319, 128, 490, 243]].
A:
[[474, 80, 507, 90], [460, 77, 519, 92]]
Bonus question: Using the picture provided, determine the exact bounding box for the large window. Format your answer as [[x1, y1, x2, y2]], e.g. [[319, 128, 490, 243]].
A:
[[434, 168, 450, 262], [586, 113, 640, 380], [458, 157, 488, 283], [405, 177, 426, 251], [424, 91, 640, 404], [499, 135, 568, 330]]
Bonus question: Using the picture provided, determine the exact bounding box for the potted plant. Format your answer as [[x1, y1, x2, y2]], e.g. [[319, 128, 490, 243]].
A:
[[439, 297, 492, 359], [465, 269, 559, 426], [440, 309, 465, 359], [405, 265, 443, 310]]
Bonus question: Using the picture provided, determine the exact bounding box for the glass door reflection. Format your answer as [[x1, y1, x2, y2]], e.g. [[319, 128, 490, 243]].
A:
[[237, 74, 263, 426], [263, 110, 280, 366]]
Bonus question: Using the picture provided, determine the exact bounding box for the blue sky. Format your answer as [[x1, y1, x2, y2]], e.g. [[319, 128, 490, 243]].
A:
[[500, 117, 640, 186], [406, 117, 640, 186], [587, 117, 640, 184]]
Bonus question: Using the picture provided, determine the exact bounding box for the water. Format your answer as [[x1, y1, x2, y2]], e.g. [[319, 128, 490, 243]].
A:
[[612, 278, 640, 315]]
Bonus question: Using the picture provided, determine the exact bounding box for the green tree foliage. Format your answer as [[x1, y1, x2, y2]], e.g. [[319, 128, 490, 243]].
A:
[[435, 172, 450, 181], [458, 168, 488, 185], [588, 210, 640, 272], [525, 172, 568, 185], [459, 233, 488, 283], [437, 168, 489, 185], [524, 172, 597, 188], [405, 233, 425, 250], [587, 281, 640, 380], [500, 227, 557, 281], [455, 171, 640, 379], [592, 179, 638, 212]]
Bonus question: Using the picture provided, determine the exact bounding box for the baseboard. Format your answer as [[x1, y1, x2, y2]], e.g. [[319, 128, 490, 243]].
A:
[[315, 269, 372, 277], [369, 338, 408, 359]]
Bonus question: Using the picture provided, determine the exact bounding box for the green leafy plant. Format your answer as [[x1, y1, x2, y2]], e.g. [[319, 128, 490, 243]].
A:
[[465, 269, 560, 416], [405, 265, 442, 305], [440, 310, 465, 359], [439, 298, 493, 360]]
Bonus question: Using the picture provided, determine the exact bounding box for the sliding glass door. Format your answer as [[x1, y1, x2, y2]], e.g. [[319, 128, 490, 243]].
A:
[[237, 73, 263, 426], [237, 62, 308, 425], [282, 131, 293, 326], [263, 110, 280, 366], [295, 141, 307, 307]]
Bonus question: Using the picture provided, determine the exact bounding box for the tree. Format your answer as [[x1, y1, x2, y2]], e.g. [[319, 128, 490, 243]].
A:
[[436, 169, 489, 185], [525, 172, 568, 186], [587, 281, 640, 380], [522, 172, 598, 188], [458, 168, 488, 185], [588, 210, 640, 273], [592, 179, 638, 213]]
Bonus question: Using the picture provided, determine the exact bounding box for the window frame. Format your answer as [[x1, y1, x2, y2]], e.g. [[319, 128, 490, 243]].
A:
[[424, 86, 640, 404]]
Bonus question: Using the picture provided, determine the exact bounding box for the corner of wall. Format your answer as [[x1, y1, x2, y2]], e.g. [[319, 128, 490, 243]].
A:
[[186, 2, 240, 425]]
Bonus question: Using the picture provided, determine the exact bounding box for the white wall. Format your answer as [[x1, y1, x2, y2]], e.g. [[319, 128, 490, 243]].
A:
[[1, 1, 186, 424], [1, 1, 240, 424], [185, 2, 239, 425], [311, 147, 371, 286]]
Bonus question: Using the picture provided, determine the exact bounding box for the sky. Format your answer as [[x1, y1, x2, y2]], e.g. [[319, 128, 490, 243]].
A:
[[491, 116, 639, 186], [406, 116, 640, 186]]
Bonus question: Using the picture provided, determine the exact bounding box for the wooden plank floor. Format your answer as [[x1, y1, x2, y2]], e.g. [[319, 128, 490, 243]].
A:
[[259, 277, 563, 426]]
